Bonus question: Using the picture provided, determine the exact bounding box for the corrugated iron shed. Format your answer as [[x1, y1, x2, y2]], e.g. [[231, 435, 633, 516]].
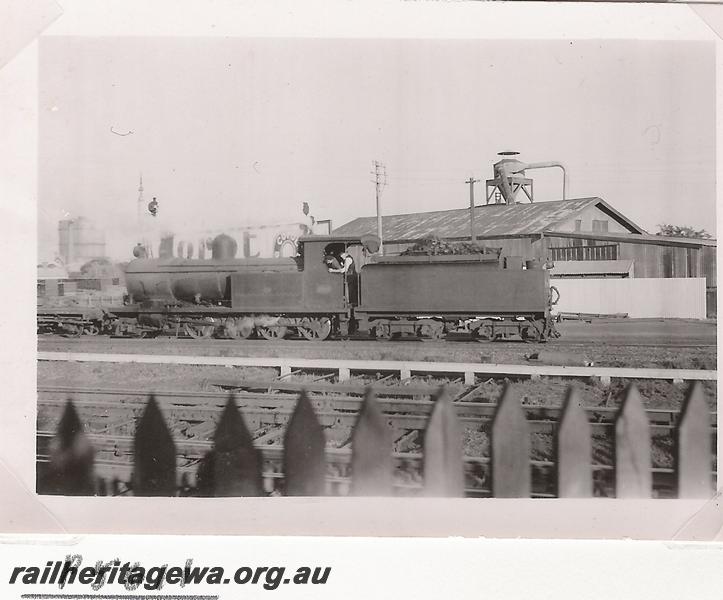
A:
[[333, 197, 644, 240]]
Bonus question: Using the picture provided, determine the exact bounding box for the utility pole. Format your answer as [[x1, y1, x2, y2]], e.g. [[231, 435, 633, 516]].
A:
[[465, 176, 480, 243], [372, 161, 387, 254], [137, 173, 144, 229]]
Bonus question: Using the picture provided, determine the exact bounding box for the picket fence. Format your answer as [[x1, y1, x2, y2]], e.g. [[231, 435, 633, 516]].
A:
[[37, 382, 715, 499]]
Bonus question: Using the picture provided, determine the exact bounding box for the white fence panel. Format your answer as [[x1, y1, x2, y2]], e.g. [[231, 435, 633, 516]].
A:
[[552, 278, 706, 319]]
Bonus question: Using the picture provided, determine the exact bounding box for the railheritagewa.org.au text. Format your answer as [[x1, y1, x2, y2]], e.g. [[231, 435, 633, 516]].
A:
[[8, 556, 331, 591]]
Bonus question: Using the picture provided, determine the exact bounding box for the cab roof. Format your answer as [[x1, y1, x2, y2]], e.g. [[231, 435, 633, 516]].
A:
[[299, 233, 381, 253]]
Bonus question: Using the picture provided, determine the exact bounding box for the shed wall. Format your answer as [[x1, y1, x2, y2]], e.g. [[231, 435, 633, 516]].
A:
[[554, 205, 633, 234], [553, 278, 707, 319], [540, 236, 714, 287]]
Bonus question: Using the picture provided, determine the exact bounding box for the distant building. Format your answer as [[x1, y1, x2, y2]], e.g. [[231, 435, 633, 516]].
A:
[[58, 217, 106, 269], [38, 256, 126, 302]]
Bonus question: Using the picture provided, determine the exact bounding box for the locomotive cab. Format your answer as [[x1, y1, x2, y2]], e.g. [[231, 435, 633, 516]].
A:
[[297, 234, 380, 306]]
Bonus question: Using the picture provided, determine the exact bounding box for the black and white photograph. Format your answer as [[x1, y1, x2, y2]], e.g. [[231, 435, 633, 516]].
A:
[[20, 4, 718, 513]]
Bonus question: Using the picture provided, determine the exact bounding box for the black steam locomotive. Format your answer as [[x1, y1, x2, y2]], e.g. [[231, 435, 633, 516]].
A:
[[38, 233, 559, 341]]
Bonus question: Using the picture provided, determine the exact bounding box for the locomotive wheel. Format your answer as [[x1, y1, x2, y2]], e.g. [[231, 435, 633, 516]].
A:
[[225, 318, 254, 339], [521, 324, 542, 342], [473, 324, 493, 341], [184, 323, 215, 339], [238, 322, 254, 339], [114, 320, 140, 338], [417, 319, 444, 340], [297, 317, 332, 341], [223, 319, 238, 339], [258, 325, 288, 340], [62, 324, 83, 338], [374, 322, 391, 340], [83, 324, 100, 336]]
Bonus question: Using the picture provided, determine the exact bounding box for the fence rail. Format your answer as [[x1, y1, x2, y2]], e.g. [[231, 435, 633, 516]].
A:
[[37, 351, 717, 386], [37, 385, 717, 430], [37, 382, 715, 499]]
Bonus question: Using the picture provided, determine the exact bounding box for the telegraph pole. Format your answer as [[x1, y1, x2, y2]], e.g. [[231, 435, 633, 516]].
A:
[[465, 176, 480, 243], [372, 161, 387, 254], [137, 173, 144, 229]]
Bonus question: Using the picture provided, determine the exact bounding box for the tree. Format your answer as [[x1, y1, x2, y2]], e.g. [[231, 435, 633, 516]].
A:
[[656, 224, 713, 239]]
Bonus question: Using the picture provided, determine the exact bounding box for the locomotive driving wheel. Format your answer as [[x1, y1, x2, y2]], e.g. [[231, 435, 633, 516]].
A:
[[258, 325, 288, 340], [184, 319, 215, 339], [224, 317, 254, 340], [297, 317, 332, 341], [62, 323, 83, 338], [83, 324, 100, 336]]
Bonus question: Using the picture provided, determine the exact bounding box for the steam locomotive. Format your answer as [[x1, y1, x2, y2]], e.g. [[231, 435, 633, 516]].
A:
[[38, 233, 560, 341]]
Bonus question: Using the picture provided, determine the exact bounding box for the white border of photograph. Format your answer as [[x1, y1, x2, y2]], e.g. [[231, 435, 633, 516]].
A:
[[0, 0, 721, 538]]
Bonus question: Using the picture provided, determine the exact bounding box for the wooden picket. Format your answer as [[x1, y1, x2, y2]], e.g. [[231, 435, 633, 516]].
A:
[[676, 382, 713, 498], [37, 380, 715, 499], [615, 385, 652, 498], [132, 395, 177, 496], [557, 388, 592, 498], [283, 390, 326, 496], [491, 385, 530, 497], [212, 396, 263, 496], [423, 387, 464, 497], [42, 400, 95, 495], [350, 388, 394, 496]]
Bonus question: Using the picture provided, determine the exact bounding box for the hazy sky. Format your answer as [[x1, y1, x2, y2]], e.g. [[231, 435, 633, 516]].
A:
[[38, 37, 715, 260]]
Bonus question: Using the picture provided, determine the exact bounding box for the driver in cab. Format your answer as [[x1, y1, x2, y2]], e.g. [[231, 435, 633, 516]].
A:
[[327, 251, 354, 274]]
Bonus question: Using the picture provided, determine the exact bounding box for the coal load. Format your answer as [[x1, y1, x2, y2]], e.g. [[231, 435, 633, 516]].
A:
[[401, 236, 501, 257]]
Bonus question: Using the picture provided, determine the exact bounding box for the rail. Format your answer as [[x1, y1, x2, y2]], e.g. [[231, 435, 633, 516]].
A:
[[37, 351, 717, 386]]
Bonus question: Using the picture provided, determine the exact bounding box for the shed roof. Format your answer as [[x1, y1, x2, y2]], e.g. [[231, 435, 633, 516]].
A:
[[550, 260, 634, 277], [333, 197, 645, 240]]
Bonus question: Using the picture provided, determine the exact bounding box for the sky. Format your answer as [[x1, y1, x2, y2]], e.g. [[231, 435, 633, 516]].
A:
[[38, 37, 716, 260]]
